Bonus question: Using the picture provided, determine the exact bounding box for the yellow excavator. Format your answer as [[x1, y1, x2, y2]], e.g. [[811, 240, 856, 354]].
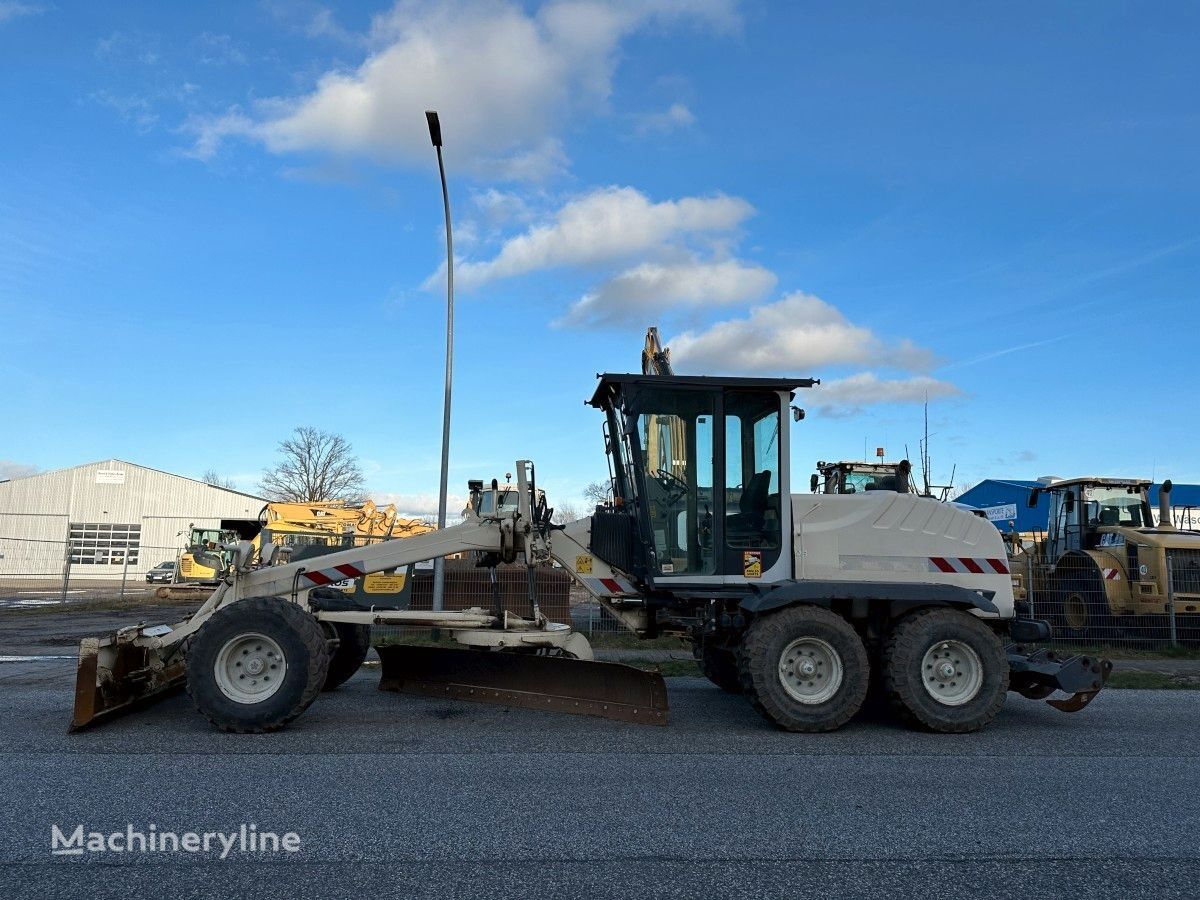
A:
[[161, 501, 433, 600]]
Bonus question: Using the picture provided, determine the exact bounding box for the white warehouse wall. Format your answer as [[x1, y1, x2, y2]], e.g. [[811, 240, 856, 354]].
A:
[[0, 459, 263, 579]]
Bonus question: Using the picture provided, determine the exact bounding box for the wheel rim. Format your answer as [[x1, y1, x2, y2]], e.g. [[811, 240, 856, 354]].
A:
[[1063, 593, 1088, 629], [778, 637, 843, 704], [920, 640, 983, 706], [214, 632, 287, 704]]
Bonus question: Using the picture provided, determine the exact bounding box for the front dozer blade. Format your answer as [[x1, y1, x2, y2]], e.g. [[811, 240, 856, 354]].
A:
[[70, 629, 185, 732], [377, 645, 669, 725]]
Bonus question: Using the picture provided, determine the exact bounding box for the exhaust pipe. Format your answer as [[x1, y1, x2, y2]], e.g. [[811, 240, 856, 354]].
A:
[[1159, 479, 1174, 529]]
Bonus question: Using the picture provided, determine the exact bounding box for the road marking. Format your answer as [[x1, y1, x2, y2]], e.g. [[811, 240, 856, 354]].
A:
[[0, 655, 76, 662]]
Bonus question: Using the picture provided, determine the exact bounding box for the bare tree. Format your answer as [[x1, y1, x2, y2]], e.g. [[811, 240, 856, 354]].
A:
[[583, 480, 611, 506], [259, 426, 366, 503], [552, 502, 581, 525], [200, 469, 237, 491]]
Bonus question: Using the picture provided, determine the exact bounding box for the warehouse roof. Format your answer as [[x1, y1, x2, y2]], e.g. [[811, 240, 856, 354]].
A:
[[0, 458, 264, 501]]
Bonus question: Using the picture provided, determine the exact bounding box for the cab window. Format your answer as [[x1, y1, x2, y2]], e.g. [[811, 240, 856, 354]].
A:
[[635, 389, 716, 576]]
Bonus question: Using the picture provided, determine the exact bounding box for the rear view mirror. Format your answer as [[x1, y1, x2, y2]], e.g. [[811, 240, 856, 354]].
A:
[[810, 474, 819, 493], [1027, 488, 1040, 508]]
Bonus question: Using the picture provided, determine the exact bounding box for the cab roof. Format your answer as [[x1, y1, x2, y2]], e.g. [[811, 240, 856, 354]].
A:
[[1038, 476, 1151, 490], [588, 373, 818, 408]]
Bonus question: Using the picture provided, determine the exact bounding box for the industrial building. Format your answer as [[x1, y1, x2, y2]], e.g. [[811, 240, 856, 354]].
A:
[[0, 459, 263, 580], [956, 479, 1200, 533]]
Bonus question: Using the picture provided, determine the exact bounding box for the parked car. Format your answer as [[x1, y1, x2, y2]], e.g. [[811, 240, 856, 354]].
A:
[[145, 561, 176, 584]]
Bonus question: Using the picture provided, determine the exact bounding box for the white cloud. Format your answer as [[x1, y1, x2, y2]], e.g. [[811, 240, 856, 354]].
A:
[[187, 0, 737, 177], [453, 186, 754, 288], [371, 491, 467, 520], [196, 32, 248, 66], [179, 110, 256, 161], [812, 373, 961, 415], [633, 102, 696, 135], [669, 293, 940, 375], [559, 258, 775, 327], [0, 2, 43, 25], [0, 459, 39, 481], [95, 30, 161, 65], [90, 91, 159, 133]]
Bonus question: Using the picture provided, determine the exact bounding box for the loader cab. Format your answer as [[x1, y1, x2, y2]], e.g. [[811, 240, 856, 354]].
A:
[[588, 374, 816, 585], [814, 460, 913, 495], [1033, 477, 1152, 560]]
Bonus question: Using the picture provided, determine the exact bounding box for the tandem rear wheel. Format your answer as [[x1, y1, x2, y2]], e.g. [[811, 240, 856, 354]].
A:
[[738, 606, 869, 732], [186, 597, 330, 733], [883, 608, 1008, 733]]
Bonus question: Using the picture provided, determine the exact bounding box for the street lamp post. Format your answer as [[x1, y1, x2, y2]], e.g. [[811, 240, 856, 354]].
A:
[[427, 110, 453, 617]]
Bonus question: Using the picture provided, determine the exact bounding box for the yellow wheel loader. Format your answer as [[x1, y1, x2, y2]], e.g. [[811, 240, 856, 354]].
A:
[[1008, 477, 1200, 641], [812, 459, 916, 495], [72, 374, 1110, 735]]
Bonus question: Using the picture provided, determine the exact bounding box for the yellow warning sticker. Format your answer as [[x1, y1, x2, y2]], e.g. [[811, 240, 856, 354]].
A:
[[363, 573, 406, 594], [743, 551, 762, 578], [576, 554, 593, 575]]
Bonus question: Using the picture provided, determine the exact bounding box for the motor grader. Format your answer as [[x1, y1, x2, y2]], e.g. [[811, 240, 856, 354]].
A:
[[72, 374, 1110, 736], [1007, 476, 1200, 640]]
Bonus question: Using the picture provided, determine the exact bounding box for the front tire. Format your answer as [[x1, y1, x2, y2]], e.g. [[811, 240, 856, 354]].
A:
[[1051, 558, 1111, 641], [738, 606, 869, 732], [187, 597, 329, 733], [883, 608, 1008, 733]]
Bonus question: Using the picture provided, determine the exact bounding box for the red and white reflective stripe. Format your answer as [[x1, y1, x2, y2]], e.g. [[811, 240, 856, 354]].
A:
[[301, 561, 367, 586], [1102, 568, 1122, 581], [580, 574, 637, 596], [930, 556, 1009, 575]]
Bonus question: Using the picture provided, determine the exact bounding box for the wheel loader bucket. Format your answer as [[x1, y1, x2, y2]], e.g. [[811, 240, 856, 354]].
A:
[[377, 645, 669, 725], [70, 628, 186, 732]]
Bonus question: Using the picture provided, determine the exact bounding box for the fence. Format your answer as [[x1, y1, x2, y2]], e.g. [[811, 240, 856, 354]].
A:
[[1018, 552, 1198, 652], [369, 560, 625, 646], [0, 536, 183, 607], [0, 536, 629, 640]]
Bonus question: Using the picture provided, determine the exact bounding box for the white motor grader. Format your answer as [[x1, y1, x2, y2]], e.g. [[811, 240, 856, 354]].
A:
[[72, 373, 1109, 735]]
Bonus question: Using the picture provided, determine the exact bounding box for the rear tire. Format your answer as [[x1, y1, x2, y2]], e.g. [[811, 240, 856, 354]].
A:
[[187, 597, 329, 733], [697, 643, 743, 694], [738, 606, 869, 732], [883, 608, 1008, 733], [322, 623, 373, 691]]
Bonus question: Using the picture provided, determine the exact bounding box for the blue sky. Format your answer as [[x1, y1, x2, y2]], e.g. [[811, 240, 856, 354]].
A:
[[1, 1, 1197, 514]]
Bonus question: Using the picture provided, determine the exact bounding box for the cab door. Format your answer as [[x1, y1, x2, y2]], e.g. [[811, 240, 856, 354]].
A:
[[722, 391, 786, 579]]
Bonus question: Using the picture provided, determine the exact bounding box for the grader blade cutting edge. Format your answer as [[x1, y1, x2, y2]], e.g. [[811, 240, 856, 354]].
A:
[[377, 645, 669, 725], [70, 631, 185, 732]]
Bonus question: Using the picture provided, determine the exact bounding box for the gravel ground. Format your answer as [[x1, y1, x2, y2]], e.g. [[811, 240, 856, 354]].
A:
[[1, 652, 1197, 899]]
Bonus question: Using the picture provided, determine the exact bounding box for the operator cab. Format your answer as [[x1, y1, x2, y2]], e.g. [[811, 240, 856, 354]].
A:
[[813, 460, 913, 494], [1029, 477, 1153, 559], [588, 373, 816, 586]]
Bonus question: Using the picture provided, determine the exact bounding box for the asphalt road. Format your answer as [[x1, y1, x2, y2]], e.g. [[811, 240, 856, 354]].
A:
[[1, 656, 1197, 899]]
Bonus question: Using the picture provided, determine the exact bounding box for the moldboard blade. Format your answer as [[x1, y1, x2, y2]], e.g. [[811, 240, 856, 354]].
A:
[[377, 645, 668, 725], [69, 636, 185, 732]]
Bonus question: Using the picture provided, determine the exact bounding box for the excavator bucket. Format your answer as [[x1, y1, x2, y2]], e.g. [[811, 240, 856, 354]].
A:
[[70, 628, 185, 732], [377, 645, 669, 725]]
